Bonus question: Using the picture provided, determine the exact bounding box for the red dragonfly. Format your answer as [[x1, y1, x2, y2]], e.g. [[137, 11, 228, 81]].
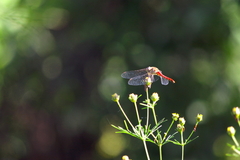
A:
[[121, 66, 175, 86]]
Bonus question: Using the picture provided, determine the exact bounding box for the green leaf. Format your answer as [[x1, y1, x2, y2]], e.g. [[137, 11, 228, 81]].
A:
[[185, 136, 199, 144], [168, 139, 181, 145]]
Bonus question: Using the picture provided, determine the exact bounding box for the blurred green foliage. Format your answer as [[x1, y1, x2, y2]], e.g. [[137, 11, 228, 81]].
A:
[[0, 0, 240, 160]]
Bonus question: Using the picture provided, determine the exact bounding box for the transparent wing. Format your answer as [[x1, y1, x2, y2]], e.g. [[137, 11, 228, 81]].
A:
[[121, 68, 147, 79], [160, 77, 169, 85], [128, 74, 159, 86]]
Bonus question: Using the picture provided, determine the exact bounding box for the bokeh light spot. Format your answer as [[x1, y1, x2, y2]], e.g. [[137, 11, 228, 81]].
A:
[[97, 128, 126, 158], [42, 56, 62, 79], [0, 0, 18, 8], [0, 42, 15, 69], [212, 135, 229, 158], [130, 44, 155, 67], [190, 49, 216, 85], [121, 32, 144, 48], [30, 30, 55, 56], [186, 100, 208, 124], [211, 87, 230, 115], [99, 56, 126, 100], [226, 55, 240, 86], [43, 8, 69, 30], [1, 136, 27, 158]]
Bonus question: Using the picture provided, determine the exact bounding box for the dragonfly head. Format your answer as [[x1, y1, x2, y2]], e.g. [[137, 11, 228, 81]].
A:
[[147, 66, 161, 75]]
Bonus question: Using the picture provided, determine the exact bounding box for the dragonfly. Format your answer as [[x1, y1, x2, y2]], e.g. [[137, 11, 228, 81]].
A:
[[121, 66, 175, 86]]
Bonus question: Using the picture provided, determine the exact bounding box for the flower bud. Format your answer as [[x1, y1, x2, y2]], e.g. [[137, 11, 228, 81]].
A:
[[145, 99, 150, 104], [151, 92, 160, 102], [129, 93, 138, 103], [196, 114, 203, 122], [172, 113, 179, 121], [122, 155, 129, 160], [232, 107, 240, 118], [112, 93, 120, 102], [177, 123, 185, 132], [227, 126, 236, 137], [145, 77, 152, 88], [179, 117, 186, 126]]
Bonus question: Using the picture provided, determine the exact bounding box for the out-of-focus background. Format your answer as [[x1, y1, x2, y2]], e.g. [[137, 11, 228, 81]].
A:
[[0, 0, 240, 160]]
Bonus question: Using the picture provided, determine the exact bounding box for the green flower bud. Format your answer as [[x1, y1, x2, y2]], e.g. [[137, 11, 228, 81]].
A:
[[172, 113, 179, 121], [232, 107, 240, 118], [145, 77, 152, 88], [179, 117, 186, 126], [177, 123, 185, 132], [151, 92, 160, 102], [112, 93, 120, 102], [129, 93, 138, 103], [196, 114, 203, 122], [122, 155, 129, 160], [227, 126, 236, 137]]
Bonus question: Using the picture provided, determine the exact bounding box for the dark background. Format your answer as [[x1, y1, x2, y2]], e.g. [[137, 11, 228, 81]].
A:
[[0, 0, 240, 159]]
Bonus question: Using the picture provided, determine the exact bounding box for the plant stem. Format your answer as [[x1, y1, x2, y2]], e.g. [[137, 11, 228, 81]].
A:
[[143, 139, 151, 160], [162, 119, 175, 141], [181, 132, 184, 160], [232, 145, 240, 155], [140, 128, 151, 160], [146, 88, 150, 128], [152, 105, 158, 125], [159, 144, 163, 160], [152, 105, 164, 160], [116, 101, 135, 131], [186, 122, 198, 143], [134, 102, 141, 125], [232, 135, 240, 147], [237, 120, 240, 127]]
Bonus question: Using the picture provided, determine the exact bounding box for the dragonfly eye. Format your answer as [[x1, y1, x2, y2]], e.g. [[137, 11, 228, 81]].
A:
[[147, 66, 152, 70]]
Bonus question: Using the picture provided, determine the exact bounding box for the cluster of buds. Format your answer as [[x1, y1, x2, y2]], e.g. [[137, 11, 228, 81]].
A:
[[176, 114, 203, 133], [226, 107, 240, 154], [177, 117, 186, 133]]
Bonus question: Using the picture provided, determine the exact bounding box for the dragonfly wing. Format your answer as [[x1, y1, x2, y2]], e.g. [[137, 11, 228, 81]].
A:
[[127, 74, 159, 86], [128, 74, 148, 86], [153, 75, 159, 82], [121, 68, 147, 79], [160, 77, 169, 85]]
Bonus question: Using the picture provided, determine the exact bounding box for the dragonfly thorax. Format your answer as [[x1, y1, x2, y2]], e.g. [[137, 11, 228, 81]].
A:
[[146, 66, 161, 75]]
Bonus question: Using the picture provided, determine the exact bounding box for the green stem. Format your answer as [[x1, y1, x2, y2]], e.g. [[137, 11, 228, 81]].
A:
[[143, 140, 151, 160], [159, 144, 163, 160], [116, 101, 135, 131], [232, 135, 240, 147], [186, 122, 198, 143], [237, 120, 240, 127], [162, 119, 175, 142], [152, 106, 158, 125], [134, 102, 141, 125], [146, 88, 150, 128], [232, 145, 240, 155], [151, 97, 166, 160], [140, 128, 151, 160], [181, 132, 184, 160]]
